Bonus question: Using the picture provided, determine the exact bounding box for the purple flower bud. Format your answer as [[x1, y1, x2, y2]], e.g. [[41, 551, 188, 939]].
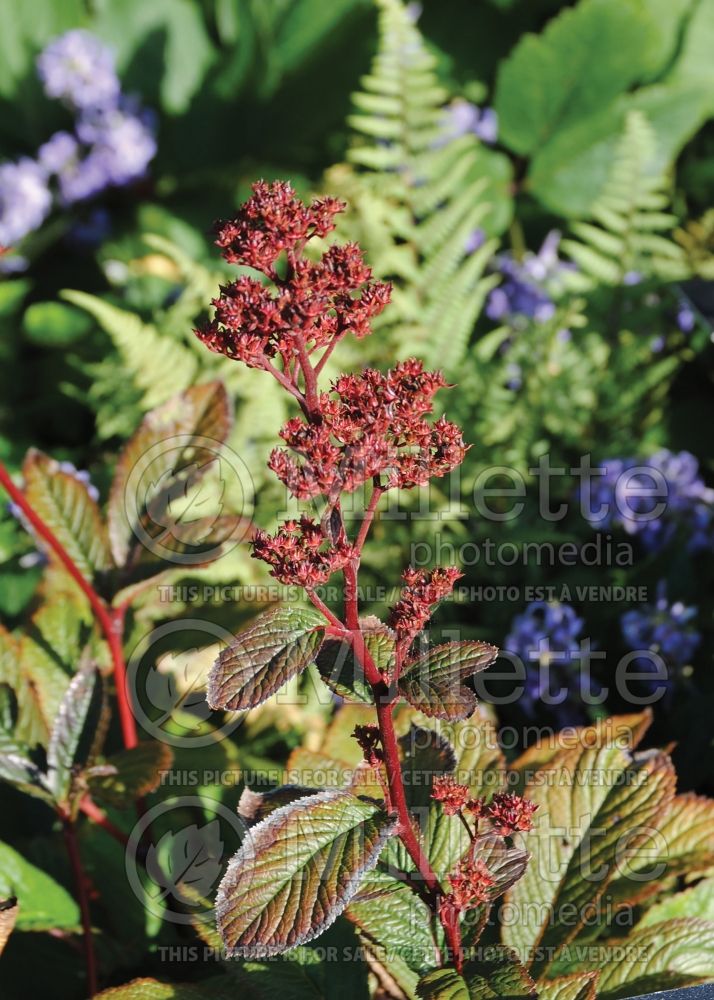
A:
[[37, 30, 120, 111], [0, 158, 52, 245]]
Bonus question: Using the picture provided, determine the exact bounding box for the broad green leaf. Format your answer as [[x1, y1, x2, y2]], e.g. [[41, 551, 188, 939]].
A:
[[536, 973, 598, 1000], [107, 381, 232, 566], [22, 449, 111, 583], [495, 0, 670, 154], [417, 947, 537, 998], [23, 302, 92, 347], [417, 968, 469, 999], [639, 878, 714, 927], [208, 606, 325, 711], [237, 784, 321, 826], [558, 918, 714, 998], [509, 711, 653, 791], [96, 978, 236, 999], [216, 788, 395, 956], [317, 617, 395, 704], [0, 840, 79, 932], [347, 869, 437, 994], [502, 743, 675, 975], [528, 83, 711, 217], [0, 752, 51, 802], [88, 741, 174, 808], [93, 0, 216, 114], [607, 792, 714, 908], [398, 642, 498, 720], [47, 666, 106, 803]]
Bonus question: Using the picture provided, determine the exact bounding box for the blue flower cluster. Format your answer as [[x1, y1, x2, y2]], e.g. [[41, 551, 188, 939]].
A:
[[621, 585, 700, 690], [586, 449, 714, 553], [504, 601, 592, 723], [0, 31, 156, 249], [486, 231, 574, 325], [441, 100, 498, 145]]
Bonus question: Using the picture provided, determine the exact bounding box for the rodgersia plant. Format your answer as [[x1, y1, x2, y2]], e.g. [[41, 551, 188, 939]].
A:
[[197, 180, 537, 974]]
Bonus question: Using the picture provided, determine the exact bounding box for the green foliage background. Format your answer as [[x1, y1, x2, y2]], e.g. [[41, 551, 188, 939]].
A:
[[0, 0, 714, 996]]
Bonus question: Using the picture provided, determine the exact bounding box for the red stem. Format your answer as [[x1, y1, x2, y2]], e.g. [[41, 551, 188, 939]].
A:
[[0, 462, 138, 750], [354, 483, 384, 555], [80, 797, 130, 847], [61, 816, 98, 996]]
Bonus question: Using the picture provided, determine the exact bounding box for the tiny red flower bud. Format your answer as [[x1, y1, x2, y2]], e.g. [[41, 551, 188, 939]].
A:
[[441, 857, 495, 915], [353, 724, 384, 767], [389, 566, 463, 641], [486, 792, 538, 836], [432, 776, 471, 816]]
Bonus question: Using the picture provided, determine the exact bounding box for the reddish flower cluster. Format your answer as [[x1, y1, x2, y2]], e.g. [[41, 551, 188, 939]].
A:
[[251, 516, 355, 587], [485, 792, 538, 836], [389, 566, 463, 640], [432, 776, 473, 816], [196, 181, 391, 369], [440, 857, 495, 918], [268, 359, 466, 499], [353, 724, 384, 767]]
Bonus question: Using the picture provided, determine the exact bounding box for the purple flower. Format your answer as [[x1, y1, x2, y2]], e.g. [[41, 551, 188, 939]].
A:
[[38, 131, 79, 174], [504, 601, 591, 723], [621, 584, 699, 691], [441, 101, 498, 145], [486, 232, 573, 325], [37, 30, 120, 111], [676, 300, 696, 333], [52, 104, 157, 204], [0, 158, 52, 245], [465, 228, 486, 253], [586, 450, 714, 554]]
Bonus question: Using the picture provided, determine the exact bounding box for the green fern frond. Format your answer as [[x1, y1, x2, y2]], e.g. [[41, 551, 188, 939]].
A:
[[61, 290, 199, 411], [561, 111, 689, 289], [324, 0, 510, 372]]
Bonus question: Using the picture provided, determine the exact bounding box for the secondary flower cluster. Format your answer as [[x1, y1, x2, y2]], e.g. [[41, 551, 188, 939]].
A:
[[432, 778, 538, 837], [486, 231, 574, 327], [197, 182, 391, 369], [587, 450, 714, 554], [0, 30, 156, 251], [389, 566, 463, 641], [504, 600, 590, 725], [621, 584, 700, 691], [268, 360, 466, 498], [441, 857, 495, 916], [251, 516, 355, 588]]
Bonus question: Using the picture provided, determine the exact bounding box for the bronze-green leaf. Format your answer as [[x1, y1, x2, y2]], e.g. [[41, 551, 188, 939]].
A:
[[22, 449, 111, 582], [398, 642, 498, 720], [216, 788, 395, 957], [207, 606, 325, 711]]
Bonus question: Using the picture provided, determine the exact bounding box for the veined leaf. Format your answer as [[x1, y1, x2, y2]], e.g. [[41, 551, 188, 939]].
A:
[[400, 725, 456, 811], [237, 784, 321, 826], [317, 617, 395, 704], [417, 947, 536, 998], [557, 918, 714, 998], [95, 977, 236, 999], [607, 792, 714, 908], [347, 869, 438, 994], [216, 788, 396, 957], [108, 381, 231, 567], [638, 877, 714, 927], [22, 449, 111, 583], [0, 752, 51, 803], [502, 742, 675, 975], [46, 666, 106, 803], [88, 741, 174, 808], [509, 710, 653, 791], [536, 973, 598, 1000], [0, 840, 79, 932], [398, 642, 498, 720], [208, 606, 325, 711]]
